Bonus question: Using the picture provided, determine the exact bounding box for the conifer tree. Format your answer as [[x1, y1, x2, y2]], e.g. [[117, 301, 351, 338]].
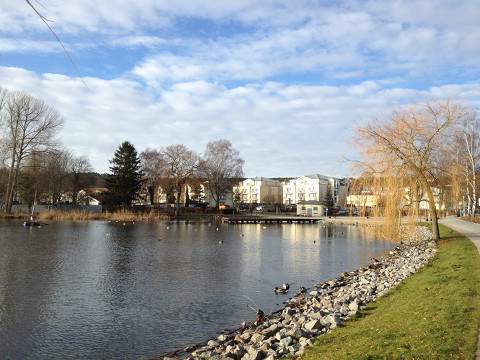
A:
[[106, 141, 143, 207]]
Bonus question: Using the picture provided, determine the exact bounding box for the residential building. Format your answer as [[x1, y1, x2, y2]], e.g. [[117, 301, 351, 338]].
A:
[[282, 174, 341, 207], [234, 177, 282, 204], [346, 194, 379, 208], [297, 200, 325, 216]]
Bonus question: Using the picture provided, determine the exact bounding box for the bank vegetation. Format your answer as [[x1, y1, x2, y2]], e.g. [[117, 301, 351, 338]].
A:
[[353, 101, 480, 241]]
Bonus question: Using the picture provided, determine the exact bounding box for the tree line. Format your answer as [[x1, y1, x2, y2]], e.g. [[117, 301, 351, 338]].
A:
[[355, 101, 480, 240], [0, 87, 245, 214], [106, 140, 244, 213]]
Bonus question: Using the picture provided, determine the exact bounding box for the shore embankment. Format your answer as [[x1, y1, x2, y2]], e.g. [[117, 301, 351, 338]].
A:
[[160, 227, 435, 360], [304, 222, 480, 359]]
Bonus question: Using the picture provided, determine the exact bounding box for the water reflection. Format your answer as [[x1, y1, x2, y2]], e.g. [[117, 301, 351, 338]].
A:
[[0, 220, 391, 359]]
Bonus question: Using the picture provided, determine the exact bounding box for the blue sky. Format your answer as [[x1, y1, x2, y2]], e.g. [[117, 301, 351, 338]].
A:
[[1, 0, 479, 176]]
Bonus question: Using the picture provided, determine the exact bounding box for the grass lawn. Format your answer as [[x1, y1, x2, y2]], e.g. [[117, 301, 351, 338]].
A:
[[302, 224, 480, 360]]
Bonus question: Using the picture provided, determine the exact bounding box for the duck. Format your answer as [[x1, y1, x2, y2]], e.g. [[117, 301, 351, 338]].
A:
[[23, 220, 44, 227], [274, 283, 290, 294]]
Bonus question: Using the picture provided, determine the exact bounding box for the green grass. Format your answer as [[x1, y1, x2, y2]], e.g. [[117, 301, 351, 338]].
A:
[[302, 224, 480, 360]]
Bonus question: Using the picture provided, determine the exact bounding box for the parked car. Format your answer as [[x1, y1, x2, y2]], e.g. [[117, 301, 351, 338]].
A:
[[336, 209, 348, 216]]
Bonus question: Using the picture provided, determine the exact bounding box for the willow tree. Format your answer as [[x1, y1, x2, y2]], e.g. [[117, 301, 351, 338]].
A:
[[355, 102, 463, 241]]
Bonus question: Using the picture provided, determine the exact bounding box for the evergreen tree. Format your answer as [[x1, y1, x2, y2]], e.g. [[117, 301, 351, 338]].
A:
[[106, 141, 143, 207], [324, 181, 335, 208]]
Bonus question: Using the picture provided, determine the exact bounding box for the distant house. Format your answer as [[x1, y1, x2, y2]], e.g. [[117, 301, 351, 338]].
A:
[[233, 177, 282, 204], [146, 180, 233, 208], [346, 193, 379, 208], [297, 200, 325, 216], [78, 187, 108, 206]]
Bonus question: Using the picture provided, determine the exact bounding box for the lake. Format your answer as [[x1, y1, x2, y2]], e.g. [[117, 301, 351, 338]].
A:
[[0, 220, 391, 359]]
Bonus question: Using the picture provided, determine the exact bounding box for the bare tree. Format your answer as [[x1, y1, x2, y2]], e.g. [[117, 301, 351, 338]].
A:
[[355, 101, 463, 240], [140, 148, 165, 205], [199, 139, 244, 210], [70, 154, 92, 205], [455, 111, 480, 216], [43, 149, 71, 205], [161, 144, 199, 216], [2, 91, 63, 213]]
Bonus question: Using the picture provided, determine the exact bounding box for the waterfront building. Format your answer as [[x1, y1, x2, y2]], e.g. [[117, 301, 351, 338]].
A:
[[296, 200, 326, 216], [234, 177, 282, 204], [282, 174, 342, 206]]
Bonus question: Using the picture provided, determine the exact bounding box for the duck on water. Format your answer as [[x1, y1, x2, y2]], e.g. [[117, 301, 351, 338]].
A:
[[274, 283, 290, 294]]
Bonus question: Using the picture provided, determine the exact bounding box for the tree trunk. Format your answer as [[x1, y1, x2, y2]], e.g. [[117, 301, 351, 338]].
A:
[[175, 183, 182, 218], [4, 158, 15, 212], [424, 182, 440, 240], [148, 185, 155, 205], [6, 159, 21, 213], [471, 167, 477, 217]]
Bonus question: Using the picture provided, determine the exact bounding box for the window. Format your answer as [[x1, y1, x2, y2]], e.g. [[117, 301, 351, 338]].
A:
[[313, 206, 318, 210]]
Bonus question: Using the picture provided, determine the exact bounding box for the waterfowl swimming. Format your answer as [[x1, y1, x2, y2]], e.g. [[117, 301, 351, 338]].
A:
[[274, 283, 290, 294], [23, 220, 44, 227], [218, 240, 223, 244]]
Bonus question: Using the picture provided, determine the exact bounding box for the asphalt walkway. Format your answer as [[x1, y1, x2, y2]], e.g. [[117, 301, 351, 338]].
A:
[[440, 217, 480, 359]]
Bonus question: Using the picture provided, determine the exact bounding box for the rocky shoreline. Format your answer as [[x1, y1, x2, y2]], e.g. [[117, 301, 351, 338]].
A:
[[163, 227, 436, 360]]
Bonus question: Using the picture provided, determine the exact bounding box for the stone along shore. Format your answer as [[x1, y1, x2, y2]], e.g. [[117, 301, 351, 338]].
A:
[[163, 227, 436, 360]]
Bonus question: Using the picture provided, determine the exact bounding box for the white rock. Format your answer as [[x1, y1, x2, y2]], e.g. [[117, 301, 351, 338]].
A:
[[304, 319, 322, 331]]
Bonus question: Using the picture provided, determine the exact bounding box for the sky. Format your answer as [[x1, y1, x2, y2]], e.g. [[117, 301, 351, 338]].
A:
[[0, 0, 479, 177]]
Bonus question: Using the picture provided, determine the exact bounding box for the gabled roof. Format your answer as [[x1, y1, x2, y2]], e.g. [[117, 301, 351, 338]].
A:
[[305, 174, 335, 180]]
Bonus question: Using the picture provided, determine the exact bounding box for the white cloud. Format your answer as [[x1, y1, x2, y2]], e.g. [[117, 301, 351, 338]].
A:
[[0, 38, 61, 53], [1, 1, 478, 86], [1, 66, 479, 177]]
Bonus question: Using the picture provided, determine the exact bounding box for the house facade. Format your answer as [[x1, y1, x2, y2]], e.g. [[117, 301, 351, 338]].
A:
[[234, 177, 282, 204], [297, 201, 326, 216], [282, 174, 342, 207]]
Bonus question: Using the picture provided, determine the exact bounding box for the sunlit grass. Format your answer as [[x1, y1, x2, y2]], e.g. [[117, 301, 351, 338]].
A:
[[302, 224, 480, 359]]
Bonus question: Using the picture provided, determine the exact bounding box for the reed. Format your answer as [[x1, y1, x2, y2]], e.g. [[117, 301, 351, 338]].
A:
[[0, 212, 31, 219], [35, 209, 170, 222]]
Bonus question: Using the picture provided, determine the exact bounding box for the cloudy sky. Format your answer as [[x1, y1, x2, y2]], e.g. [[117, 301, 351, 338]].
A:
[[1, 1, 479, 176]]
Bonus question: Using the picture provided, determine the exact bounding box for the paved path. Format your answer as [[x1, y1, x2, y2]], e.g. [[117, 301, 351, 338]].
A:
[[439, 217, 480, 359]]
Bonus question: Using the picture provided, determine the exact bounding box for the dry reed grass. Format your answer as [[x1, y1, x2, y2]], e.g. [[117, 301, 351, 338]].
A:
[[6, 209, 171, 222]]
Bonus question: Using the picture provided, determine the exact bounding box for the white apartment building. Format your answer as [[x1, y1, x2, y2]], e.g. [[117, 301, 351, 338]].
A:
[[234, 177, 282, 204], [283, 174, 341, 206]]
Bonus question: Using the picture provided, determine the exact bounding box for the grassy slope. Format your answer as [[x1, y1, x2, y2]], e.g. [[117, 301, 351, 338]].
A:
[[302, 224, 480, 360]]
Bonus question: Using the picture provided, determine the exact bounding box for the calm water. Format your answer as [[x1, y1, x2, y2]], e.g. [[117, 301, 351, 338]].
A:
[[0, 220, 391, 359]]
